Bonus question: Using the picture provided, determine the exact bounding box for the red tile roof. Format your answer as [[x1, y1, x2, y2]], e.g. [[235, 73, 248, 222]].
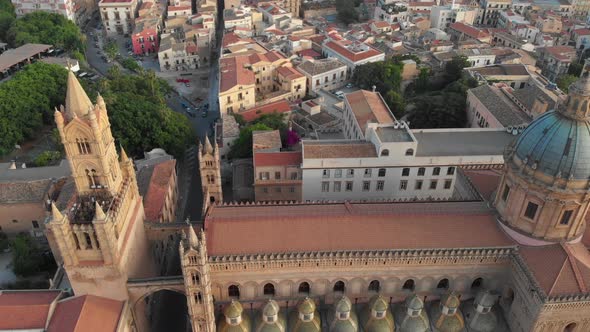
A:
[[254, 151, 302, 167], [574, 28, 590, 36], [372, 21, 390, 29], [205, 201, 514, 256], [220, 56, 255, 92], [276, 66, 304, 79], [345, 90, 395, 130], [0, 290, 61, 330], [222, 32, 254, 48], [303, 142, 377, 159], [168, 5, 191, 10], [520, 243, 590, 297], [543, 46, 576, 62], [324, 41, 383, 63], [298, 49, 321, 58], [463, 169, 502, 201], [143, 159, 176, 222], [47, 295, 124, 332], [240, 99, 291, 122], [449, 22, 489, 39]]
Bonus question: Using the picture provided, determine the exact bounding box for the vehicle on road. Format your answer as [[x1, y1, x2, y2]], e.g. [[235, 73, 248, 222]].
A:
[[185, 82, 190, 87], [181, 102, 190, 109], [201, 110, 208, 118], [335, 90, 345, 99], [176, 78, 190, 83], [345, 83, 354, 88]]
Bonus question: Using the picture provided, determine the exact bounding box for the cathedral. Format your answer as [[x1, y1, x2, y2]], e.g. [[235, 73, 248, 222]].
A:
[[45, 68, 590, 332]]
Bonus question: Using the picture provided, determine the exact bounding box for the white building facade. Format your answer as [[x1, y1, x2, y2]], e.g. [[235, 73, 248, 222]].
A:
[[11, 0, 76, 20], [99, 0, 138, 36], [297, 58, 348, 94], [430, 5, 477, 30]]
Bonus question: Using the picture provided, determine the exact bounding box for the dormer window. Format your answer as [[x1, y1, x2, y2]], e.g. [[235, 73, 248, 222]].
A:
[[338, 311, 350, 320], [405, 148, 413, 156], [407, 308, 421, 317], [265, 315, 277, 323], [300, 313, 313, 321], [228, 316, 241, 325], [476, 304, 491, 314], [373, 310, 385, 318], [442, 306, 456, 315]]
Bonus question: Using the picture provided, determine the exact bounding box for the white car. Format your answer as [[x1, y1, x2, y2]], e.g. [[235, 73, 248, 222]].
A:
[[335, 90, 345, 99]]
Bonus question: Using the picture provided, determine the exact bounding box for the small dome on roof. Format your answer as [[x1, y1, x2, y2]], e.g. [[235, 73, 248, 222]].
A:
[[405, 294, 424, 311], [474, 290, 496, 308], [263, 299, 280, 317], [335, 296, 353, 313], [298, 297, 316, 315], [440, 292, 461, 310], [225, 300, 244, 319], [368, 295, 389, 312]]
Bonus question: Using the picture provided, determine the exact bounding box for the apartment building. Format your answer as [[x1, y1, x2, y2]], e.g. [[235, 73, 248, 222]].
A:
[[322, 40, 385, 73], [275, 66, 306, 101], [342, 90, 395, 140], [132, 2, 165, 55], [11, 0, 75, 20], [296, 58, 348, 94], [249, 51, 290, 94], [478, 0, 512, 26], [300, 124, 514, 202], [466, 84, 530, 129], [430, 5, 477, 30], [99, 0, 138, 36], [219, 55, 256, 114], [252, 130, 302, 201], [158, 34, 200, 71], [536, 46, 576, 81]]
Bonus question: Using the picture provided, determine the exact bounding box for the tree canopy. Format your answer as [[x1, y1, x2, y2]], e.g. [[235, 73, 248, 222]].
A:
[[557, 74, 577, 93], [98, 70, 194, 158], [444, 55, 470, 82], [0, 62, 68, 155], [336, 0, 358, 24], [0, 0, 15, 42], [352, 58, 406, 117], [228, 112, 288, 159], [6, 11, 85, 52]]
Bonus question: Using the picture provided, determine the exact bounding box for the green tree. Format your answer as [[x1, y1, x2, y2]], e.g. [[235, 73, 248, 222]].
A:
[[103, 40, 118, 60], [557, 74, 578, 93], [34, 150, 61, 166], [121, 57, 142, 72], [11, 234, 55, 277], [568, 62, 583, 77], [336, 0, 358, 24], [6, 12, 85, 52], [384, 91, 405, 118], [228, 123, 272, 159], [415, 67, 430, 92], [444, 55, 470, 82], [0, 62, 67, 155]]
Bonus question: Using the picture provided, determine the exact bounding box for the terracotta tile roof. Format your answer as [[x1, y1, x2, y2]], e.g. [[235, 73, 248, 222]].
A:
[[253, 130, 282, 151], [241, 99, 291, 122], [277, 66, 304, 79], [219, 56, 255, 93], [449, 22, 489, 39], [205, 201, 514, 256], [298, 49, 321, 58], [169, 5, 191, 10], [373, 21, 390, 29], [0, 179, 53, 203], [462, 169, 502, 201], [0, 290, 61, 330], [574, 28, 590, 35], [345, 90, 395, 130], [47, 295, 124, 332], [543, 46, 576, 62], [254, 151, 302, 167], [248, 51, 285, 64], [324, 41, 383, 63], [303, 141, 377, 159], [222, 33, 254, 48], [519, 243, 590, 297], [141, 159, 176, 222]]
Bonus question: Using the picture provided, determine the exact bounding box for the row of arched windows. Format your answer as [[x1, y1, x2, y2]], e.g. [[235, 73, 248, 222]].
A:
[[76, 138, 91, 155], [226, 278, 485, 299]]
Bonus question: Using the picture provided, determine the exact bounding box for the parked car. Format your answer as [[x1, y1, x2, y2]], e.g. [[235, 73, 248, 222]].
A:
[[345, 83, 354, 88], [181, 102, 190, 109], [335, 90, 345, 99], [185, 82, 191, 87], [176, 78, 190, 83]]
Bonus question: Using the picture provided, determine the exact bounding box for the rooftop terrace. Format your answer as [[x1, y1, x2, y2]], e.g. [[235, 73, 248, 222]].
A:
[[412, 129, 517, 157]]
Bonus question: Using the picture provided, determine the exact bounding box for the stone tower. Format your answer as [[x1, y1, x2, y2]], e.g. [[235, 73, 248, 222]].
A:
[[180, 225, 216, 332], [46, 71, 154, 301], [199, 135, 223, 204], [494, 61, 590, 244]]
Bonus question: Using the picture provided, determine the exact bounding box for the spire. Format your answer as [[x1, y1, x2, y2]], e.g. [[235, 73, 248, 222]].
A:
[[94, 201, 107, 221], [51, 202, 64, 221], [188, 223, 199, 248], [54, 107, 64, 124], [120, 146, 130, 163], [561, 59, 590, 120], [203, 135, 214, 155], [65, 70, 92, 119], [96, 92, 106, 110]]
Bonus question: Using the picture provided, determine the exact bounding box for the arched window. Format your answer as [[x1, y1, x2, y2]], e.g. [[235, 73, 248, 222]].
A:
[[91, 169, 100, 187], [437, 278, 449, 290], [405, 148, 414, 156], [298, 282, 310, 295], [505, 288, 515, 307], [333, 281, 345, 293], [368, 280, 380, 292], [564, 323, 577, 332], [76, 138, 91, 154], [83, 232, 92, 249], [381, 149, 389, 157], [402, 279, 415, 291], [195, 292, 202, 304], [471, 278, 483, 290], [228, 285, 240, 299], [86, 169, 94, 188], [192, 272, 200, 285], [263, 283, 275, 296], [72, 233, 80, 249]]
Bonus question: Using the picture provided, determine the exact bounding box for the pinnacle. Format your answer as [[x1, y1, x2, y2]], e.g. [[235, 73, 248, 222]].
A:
[[51, 202, 63, 221], [94, 201, 107, 221], [188, 224, 199, 248], [65, 70, 92, 119], [120, 146, 130, 163], [203, 135, 214, 155]]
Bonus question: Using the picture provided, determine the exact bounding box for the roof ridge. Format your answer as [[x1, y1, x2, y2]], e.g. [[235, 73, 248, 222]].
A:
[[562, 243, 588, 293], [548, 253, 569, 296]]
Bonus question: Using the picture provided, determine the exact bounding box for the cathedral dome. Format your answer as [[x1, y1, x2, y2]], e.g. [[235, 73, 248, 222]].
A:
[[511, 111, 590, 182], [360, 295, 394, 332], [289, 298, 321, 332], [298, 297, 316, 315]]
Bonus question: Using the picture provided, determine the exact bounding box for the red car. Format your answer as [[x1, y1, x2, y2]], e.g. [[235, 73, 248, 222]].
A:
[[176, 78, 190, 83]]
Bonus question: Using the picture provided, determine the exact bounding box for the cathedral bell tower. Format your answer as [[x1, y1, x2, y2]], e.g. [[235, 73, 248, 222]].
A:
[[46, 71, 154, 301], [199, 135, 223, 204], [494, 61, 590, 244], [180, 225, 216, 332]]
